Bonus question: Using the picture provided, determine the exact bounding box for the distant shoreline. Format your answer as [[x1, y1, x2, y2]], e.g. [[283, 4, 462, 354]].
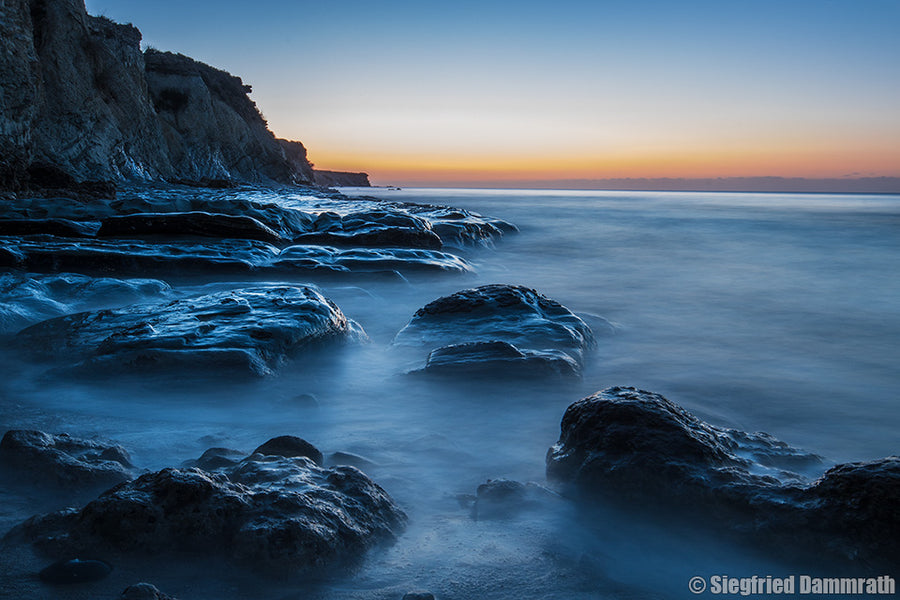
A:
[[366, 176, 900, 195]]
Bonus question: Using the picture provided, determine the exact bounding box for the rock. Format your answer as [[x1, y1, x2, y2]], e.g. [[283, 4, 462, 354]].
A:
[[395, 285, 595, 377], [472, 479, 561, 520], [23, 456, 407, 572], [415, 340, 581, 378], [545, 387, 814, 509], [313, 170, 371, 187], [97, 212, 287, 244], [295, 210, 442, 249], [800, 457, 900, 560], [0, 430, 134, 489], [16, 286, 366, 377], [121, 583, 177, 600], [0, 272, 171, 334], [252, 436, 323, 466], [1, 236, 472, 278], [546, 386, 898, 563], [402, 592, 436, 600], [38, 558, 112, 584], [405, 204, 518, 248], [183, 447, 245, 471], [1, 236, 281, 277], [0, 218, 98, 237], [275, 246, 472, 275]]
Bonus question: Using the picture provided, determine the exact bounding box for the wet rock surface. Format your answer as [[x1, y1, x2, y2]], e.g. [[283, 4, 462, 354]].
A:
[[20, 452, 407, 572], [0, 430, 134, 489], [0, 272, 171, 334], [15, 286, 366, 377], [395, 284, 595, 377], [546, 386, 898, 562]]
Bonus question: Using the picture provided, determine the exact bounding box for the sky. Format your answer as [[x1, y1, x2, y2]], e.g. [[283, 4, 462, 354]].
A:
[[85, 0, 900, 187]]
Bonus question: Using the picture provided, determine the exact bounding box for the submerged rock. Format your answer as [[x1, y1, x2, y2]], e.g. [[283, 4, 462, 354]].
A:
[[22, 455, 407, 572], [472, 479, 561, 520], [395, 284, 595, 377], [16, 286, 366, 377], [546, 386, 898, 562], [0, 430, 134, 489], [38, 558, 112, 584], [0, 272, 170, 334]]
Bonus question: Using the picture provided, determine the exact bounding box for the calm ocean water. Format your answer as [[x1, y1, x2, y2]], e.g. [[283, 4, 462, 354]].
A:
[[2, 188, 898, 599]]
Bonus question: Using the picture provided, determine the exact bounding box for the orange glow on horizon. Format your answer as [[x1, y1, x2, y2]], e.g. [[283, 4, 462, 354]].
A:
[[311, 143, 900, 186]]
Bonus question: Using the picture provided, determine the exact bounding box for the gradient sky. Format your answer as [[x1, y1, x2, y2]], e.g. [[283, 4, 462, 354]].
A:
[[85, 0, 900, 186]]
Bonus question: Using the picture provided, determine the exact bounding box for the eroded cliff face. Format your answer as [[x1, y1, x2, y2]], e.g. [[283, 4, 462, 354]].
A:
[[0, 0, 314, 191]]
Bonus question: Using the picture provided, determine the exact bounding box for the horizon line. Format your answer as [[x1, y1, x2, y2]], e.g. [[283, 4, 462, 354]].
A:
[[362, 175, 900, 195]]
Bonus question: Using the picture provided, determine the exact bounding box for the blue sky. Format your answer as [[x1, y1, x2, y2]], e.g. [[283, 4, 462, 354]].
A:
[[85, 0, 900, 184]]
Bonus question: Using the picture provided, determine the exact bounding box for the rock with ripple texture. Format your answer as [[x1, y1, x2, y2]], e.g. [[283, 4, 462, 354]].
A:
[[16, 286, 366, 377], [0, 272, 170, 334], [395, 284, 594, 377]]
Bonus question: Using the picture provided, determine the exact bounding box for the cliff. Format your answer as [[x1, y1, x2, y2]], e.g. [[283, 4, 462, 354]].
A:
[[313, 170, 371, 187], [0, 0, 315, 191]]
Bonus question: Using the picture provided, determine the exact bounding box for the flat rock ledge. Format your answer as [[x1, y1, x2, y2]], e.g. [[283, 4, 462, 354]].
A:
[[547, 386, 899, 563], [15, 285, 366, 377], [15, 454, 407, 573], [395, 284, 595, 378]]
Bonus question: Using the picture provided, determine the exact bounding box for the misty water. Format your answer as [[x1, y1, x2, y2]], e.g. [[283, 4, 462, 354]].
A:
[[2, 188, 898, 599]]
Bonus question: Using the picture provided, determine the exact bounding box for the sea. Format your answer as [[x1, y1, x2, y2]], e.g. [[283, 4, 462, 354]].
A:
[[2, 188, 898, 599]]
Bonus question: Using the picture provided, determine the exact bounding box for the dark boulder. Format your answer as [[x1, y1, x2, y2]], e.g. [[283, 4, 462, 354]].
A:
[[799, 457, 900, 560], [252, 436, 323, 466], [21, 455, 407, 572], [0, 430, 134, 489], [97, 211, 287, 244], [16, 286, 366, 377], [395, 285, 595, 377], [546, 386, 898, 563], [546, 387, 815, 510]]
